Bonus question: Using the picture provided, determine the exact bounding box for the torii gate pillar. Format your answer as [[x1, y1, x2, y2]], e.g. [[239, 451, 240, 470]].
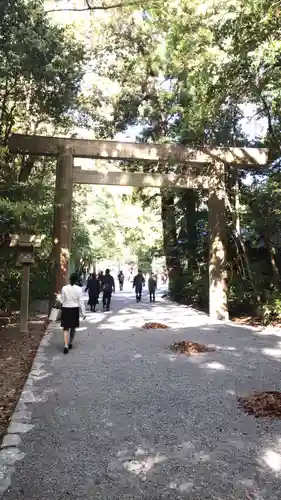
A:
[[208, 162, 229, 321], [52, 147, 73, 296]]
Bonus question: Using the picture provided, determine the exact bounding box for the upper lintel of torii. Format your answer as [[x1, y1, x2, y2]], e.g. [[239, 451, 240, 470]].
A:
[[8, 134, 269, 167]]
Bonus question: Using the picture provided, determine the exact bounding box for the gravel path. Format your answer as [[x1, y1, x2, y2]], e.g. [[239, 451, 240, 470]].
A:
[[1, 287, 281, 499]]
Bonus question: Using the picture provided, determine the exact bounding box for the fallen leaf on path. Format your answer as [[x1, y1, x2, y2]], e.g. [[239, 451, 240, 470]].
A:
[[142, 322, 169, 329], [238, 391, 281, 419], [170, 340, 216, 355]]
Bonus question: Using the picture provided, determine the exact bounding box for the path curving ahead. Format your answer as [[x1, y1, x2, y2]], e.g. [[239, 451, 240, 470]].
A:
[[1, 286, 281, 499]]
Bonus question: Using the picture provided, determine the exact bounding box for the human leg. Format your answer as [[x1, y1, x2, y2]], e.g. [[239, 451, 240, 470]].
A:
[[61, 308, 69, 354], [106, 292, 112, 311], [62, 307, 79, 353], [63, 329, 69, 354], [69, 328, 76, 348]]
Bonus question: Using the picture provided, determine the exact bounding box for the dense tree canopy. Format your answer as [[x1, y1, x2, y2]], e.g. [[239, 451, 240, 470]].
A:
[[0, 0, 87, 308], [82, 0, 281, 320], [1, 0, 281, 322]]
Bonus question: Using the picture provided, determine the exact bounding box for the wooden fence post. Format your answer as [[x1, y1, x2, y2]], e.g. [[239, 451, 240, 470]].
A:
[[20, 264, 30, 333]]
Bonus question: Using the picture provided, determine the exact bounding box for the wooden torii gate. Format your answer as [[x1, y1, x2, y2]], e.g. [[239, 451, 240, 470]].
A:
[[8, 133, 268, 321]]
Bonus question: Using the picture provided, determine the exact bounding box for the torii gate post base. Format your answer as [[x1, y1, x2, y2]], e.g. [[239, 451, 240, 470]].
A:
[[208, 162, 229, 321], [52, 147, 73, 299]]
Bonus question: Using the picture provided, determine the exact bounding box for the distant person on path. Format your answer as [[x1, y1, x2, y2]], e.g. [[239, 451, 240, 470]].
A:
[[85, 273, 91, 292], [85, 273, 100, 312], [133, 270, 145, 302], [61, 273, 86, 354], [98, 271, 104, 287], [118, 270, 125, 291], [102, 269, 115, 311], [148, 273, 157, 302]]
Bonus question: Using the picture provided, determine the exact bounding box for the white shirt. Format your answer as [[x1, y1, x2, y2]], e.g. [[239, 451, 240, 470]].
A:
[[61, 284, 86, 316]]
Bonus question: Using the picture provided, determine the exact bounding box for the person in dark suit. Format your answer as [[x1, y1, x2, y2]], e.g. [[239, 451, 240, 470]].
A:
[[102, 269, 115, 311], [85, 273, 100, 312], [133, 270, 145, 302], [148, 273, 157, 302]]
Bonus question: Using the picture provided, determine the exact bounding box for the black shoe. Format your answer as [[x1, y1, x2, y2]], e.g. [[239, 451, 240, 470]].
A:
[[106, 307, 110, 312], [64, 347, 69, 354], [68, 343, 73, 350]]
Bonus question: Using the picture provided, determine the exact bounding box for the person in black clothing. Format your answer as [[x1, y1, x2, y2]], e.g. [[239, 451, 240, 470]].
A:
[[117, 270, 125, 291], [85, 273, 100, 312], [148, 273, 157, 302], [133, 270, 145, 302], [102, 269, 115, 311], [98, 271, 104, 287]]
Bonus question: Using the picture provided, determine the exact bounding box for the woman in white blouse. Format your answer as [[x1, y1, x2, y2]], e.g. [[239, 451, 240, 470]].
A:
[[61, 273, 86, 354]]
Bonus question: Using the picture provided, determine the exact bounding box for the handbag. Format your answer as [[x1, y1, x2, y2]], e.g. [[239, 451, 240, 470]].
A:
[[49, 307, 61, 322]]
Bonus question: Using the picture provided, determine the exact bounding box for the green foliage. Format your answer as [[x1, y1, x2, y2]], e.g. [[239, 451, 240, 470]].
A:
[[260, 290, 281, 325], [0, 0, 88, 310], [2, 0, 281, 322], [82, 0, 281, 319], [79, 186, 162, 267], [0, 0, 86, 138]]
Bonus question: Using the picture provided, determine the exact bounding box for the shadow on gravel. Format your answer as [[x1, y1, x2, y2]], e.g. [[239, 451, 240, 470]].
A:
[[92, 303, 281, 498], [114, 437, 281, 499], [4, 295, 281, 500]]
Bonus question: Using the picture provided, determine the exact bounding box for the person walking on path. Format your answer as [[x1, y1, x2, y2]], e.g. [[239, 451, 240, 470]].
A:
[[85, 273, 100, 312], [102, 269, 115, 311], [61, 273, 86, 354], [85, 273, 91, 292], [133, 270, 145, 302], [148, 272, 157, 302], [117, 270, 125, 291], [98, 271, 104, 288]]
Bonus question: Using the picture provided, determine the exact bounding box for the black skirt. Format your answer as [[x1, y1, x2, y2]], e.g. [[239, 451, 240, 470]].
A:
[[61, 307, 80, 329]]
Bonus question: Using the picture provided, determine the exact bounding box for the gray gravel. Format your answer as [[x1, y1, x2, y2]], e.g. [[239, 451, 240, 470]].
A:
[[1, 287, 281, 499]]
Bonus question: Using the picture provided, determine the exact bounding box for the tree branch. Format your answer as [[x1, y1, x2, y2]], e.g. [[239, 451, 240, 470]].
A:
[[261, 97, 274, 138], [46, 1, 142, 13]]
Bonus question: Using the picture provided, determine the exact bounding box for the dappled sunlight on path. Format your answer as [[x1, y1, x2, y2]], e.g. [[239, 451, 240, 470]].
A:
[[1, 287, 281, 499]]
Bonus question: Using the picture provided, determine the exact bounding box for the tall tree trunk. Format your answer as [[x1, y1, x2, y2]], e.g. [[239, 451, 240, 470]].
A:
[[264, 233, 281, 288], [18, 156, 38, 182], [161, 190, 181, 293], [181, 189, 198, 265]]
